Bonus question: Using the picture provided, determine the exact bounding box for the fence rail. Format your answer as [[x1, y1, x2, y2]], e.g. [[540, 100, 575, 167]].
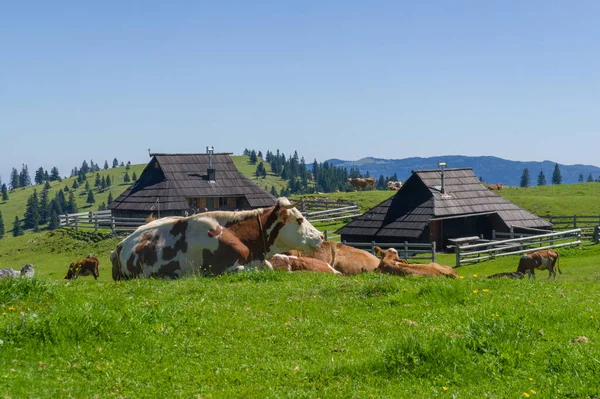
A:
[[455, 228, 581, 267], [342, 240, 436, 263], [60, 211, 147, 233]]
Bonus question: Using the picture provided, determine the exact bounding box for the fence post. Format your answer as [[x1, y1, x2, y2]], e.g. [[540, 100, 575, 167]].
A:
[[510, 226, 514, 239], [371, 241, 375, 254], [324, 230, 328, 241], [65, 213, 69, 227], [431, 241, 436, 263], [404, 241, 408, 259], [492, 230, 496, 240], [94, 213, 98, 232], [111, 216, 116, 234], [455, 245, 460, 268], [75, 216, 79, 230], [549, 215, 553, 226], [593, 226, 600, 244], [574, 214, 577, 228]]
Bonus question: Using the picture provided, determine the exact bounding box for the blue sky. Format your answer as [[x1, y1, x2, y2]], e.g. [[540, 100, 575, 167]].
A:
[[1, 1, 599, 182]]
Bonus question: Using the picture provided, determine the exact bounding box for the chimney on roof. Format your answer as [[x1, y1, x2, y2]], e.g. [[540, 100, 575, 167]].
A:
[[207, 146, 216, 181], [437, 161, 447, 194]]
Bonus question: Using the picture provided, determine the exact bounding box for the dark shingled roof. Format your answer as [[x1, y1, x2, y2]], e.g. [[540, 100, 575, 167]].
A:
[[338, 168, 551, 239], [110, 153, 276, 212]]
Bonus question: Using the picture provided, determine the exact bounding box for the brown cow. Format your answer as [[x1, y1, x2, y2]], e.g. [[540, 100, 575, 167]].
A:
[[347, 177, 376, 191], [487, 183, 503, 191], [286, 241, 380, 275], [373, 246, 457, 278], [65, 255, 100, 280], [268, 254, 341, 274], [517, 249, 561, 280]]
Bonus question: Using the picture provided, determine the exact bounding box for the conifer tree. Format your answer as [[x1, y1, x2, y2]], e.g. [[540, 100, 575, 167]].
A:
[[132, 171, 137, 181], [56, 190, 67, 212], [72, 179, 79, 189], [95, 173, 101, 187], [13, 216, 23, 237], [87, 189, 95, 205], [98, 202, 107, 211], [39, 187, 49, 224], [578, 173, 584, 183], [520, 168, 530, 188], [101, 176, 106, 190], [0, 210, 4, 239], [249, 150, 258, 164], [537, 171, 547, 186], [48, 209, 60, 230], [126, 161, 131, 170], [10, 168, 19, 190], [34, 167, 45, 185], [551, 163, 562, 185], [67, 191, 78, 213], [107, 191, 114, 205], [270, 186, 277, 196], [44, 181, 51, 190], [64, 185, 69, 192], [19, 164, 31, 187], [106, 175, 112, 187], [112, 158, 119, 168], [588, 173, 594, 183], [123, 172, 130, 183], [1, 184, 8, 201], [50, 166, 60, 181], [104, 160, 109, 170], [85, 180, 90, 191], [81, 160, 90, 174], [24, 190, 40, 231]]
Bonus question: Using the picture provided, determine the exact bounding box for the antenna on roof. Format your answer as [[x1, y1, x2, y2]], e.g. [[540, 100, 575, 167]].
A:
[[148, 148, 151, 157], [437, 161, 447, 194], [207, 146, 216, 181]]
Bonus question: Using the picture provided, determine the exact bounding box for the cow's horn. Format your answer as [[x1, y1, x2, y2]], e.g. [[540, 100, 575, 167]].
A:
[[282, 201, 300, 209]]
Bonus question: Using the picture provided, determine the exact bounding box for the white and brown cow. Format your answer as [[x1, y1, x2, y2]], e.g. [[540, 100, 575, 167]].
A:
[[517, 249, 561, 280], [65, 255, 100, 280], [286, 241, 380, 275], [347, 177, 376, 191], [110, 198, 324, 279]]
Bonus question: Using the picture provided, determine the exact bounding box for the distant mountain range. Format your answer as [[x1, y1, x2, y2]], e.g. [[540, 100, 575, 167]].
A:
[[327, 155, 600, 186]]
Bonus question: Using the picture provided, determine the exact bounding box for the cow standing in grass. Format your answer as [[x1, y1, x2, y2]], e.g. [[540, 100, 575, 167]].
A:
[[65, 255, 100, 280], [517, 249, 561, 280]]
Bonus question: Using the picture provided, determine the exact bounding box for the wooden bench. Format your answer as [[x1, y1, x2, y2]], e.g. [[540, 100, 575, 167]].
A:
[[446, 236, 483, 252]]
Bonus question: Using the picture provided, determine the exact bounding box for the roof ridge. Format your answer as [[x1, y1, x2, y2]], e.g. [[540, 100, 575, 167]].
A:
[[412, 167, 473, 173]]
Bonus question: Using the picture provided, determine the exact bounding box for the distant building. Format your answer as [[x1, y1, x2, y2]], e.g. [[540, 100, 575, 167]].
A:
[[110, 149, 276, 218], [337, 167, 552, 248]]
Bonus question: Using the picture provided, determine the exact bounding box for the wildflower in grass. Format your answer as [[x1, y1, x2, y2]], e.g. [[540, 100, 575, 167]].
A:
[[523, 393, 530, 398], [459, 276, 465, 279], [473, 274, 478, 277], [491, 313, 500, 318], [473, 290, 479, 294], [482, 289, 489, 292], [528, 377, 534, 382], [442, 386, 449, 391], [2, 313, 5, 316], [8, 307, 15, 312], [530, 390, 536, 394]]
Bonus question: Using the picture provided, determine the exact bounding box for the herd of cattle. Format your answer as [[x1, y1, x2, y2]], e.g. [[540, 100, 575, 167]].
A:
[[0, 198, 562, 282], [346, 178, 403, 191]]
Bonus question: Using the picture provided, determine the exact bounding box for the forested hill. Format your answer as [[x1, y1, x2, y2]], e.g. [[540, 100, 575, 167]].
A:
[[327, 155, 600, 185]]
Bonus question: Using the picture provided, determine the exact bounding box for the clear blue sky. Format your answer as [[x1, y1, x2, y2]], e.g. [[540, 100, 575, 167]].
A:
[[1, 1, 599, 182]]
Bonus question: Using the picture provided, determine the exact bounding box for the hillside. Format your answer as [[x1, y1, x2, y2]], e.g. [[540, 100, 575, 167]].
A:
[[328, 155, 600, 186]]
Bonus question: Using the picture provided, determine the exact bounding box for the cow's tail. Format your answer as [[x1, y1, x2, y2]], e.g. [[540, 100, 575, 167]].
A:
[[111, 247, 123, 281], [556, 253, 562, 274]]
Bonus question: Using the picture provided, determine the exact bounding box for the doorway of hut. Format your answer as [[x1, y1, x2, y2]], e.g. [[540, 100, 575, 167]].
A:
[[429, 213, 495, 250]]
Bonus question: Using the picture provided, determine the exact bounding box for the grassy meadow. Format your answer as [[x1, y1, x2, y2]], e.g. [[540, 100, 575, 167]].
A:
[[1, 164, 600, 397]]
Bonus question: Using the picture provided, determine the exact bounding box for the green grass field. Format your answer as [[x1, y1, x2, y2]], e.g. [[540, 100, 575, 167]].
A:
[[2, 165, 600, 397]]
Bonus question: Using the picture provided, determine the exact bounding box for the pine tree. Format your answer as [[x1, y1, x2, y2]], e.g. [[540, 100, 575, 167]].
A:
[[86, 189, 95, 204], [39, 186, 49, 224], [132, 172, 137, 181], [84, 180, 90, 191], [249, 150, 257, 164], [10, 168, 19, 190], [95, 173, 101, 187], [106, 175, 112, 187], [126, 161, 131, 170], [112, 158, 119, 168], [44, 181, 51, 190], [81, 160, 90, 174], [98, 202, 107, 211], [34, 167, 45, 185], [64, 185, 69, 192], [101, 176, 106, 190], [48, 209, 60, 230], [104, 160, 109, 170], [12, 216, 23, 237], [24, 190, 40, 231], [588, 173, 594, 183], [72, 179, 79, 189], [578, 173, 584, 183], [67, 191, 78, 213], [520, 168, 530, 188], [19, 164, 31, 187], [107, 191, 114, 205], [50, 166, 60, 181], [123, 172, 130, 183], [270, 186, 277, 196], [551, 163, 562, 185], [1, 184, 8, 201], [44, 170, 49, 182], [0, 210, 4, 239], [56, 190, 67, 212], [537, 171, 547, 186]]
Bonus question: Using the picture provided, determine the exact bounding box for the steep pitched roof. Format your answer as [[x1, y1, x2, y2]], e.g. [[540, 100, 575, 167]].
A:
[[338, 167, 551, 239], [110, 153, 276, 212]]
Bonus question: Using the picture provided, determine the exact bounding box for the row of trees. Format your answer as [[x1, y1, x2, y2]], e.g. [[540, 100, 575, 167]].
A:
[[520, 164, 600, 187]]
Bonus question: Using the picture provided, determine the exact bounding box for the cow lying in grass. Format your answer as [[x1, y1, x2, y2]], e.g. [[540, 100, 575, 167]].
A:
[[373, 247, 457, 278], [286, 241, 380, 275], [268, 254, 341, 274], [517, 249, 561, 280], [0, 264, 35, 279], [65, 255, 100, 280], [487, 271, 525, 279]]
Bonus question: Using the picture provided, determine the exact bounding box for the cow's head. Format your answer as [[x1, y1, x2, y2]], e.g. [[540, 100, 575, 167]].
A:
[[266, 198, 323, 256]]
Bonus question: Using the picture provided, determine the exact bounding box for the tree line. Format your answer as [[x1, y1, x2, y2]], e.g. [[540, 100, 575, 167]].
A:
[[520, 163, 600, 187]]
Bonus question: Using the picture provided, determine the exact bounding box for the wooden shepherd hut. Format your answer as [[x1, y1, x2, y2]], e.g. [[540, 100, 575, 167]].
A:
[[337, 167, 552, 249], [110, 149, 276, 218]]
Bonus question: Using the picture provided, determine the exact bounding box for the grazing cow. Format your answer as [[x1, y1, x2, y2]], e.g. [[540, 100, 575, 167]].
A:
[[487, 183, 503, 191], [65, 255, 100, 280], [387, 181, 402, 190], [0, 264, 35, 279], [286, 241, 380, 275], [373, 247, 457, 278], [487, 271, 525, 279], [347, 177, 376, 191], [517, 249, 561, 280], [268, 254, 341, 274], [110, 198, 324, 280]]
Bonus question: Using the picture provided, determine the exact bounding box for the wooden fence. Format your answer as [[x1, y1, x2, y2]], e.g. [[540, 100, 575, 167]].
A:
[[60, 210, 146, 232], [543, 215, 600, 241], [455, 228, 581, 267], [342, 240, 436, 263], [292, 198, 360, 222]]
